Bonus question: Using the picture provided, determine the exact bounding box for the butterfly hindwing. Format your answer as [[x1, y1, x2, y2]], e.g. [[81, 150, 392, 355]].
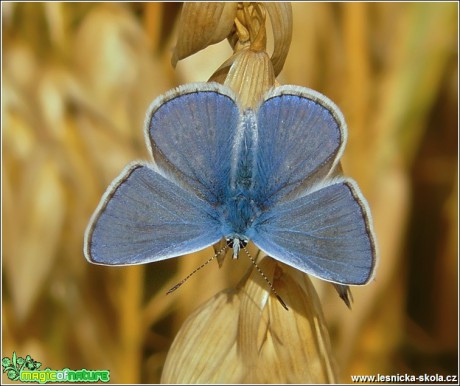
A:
[[146, 83, 240, 205], [254, 86, 347, 206]]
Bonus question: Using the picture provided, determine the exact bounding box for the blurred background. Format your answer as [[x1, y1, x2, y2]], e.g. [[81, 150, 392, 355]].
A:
[[2, 2, 458, 383]]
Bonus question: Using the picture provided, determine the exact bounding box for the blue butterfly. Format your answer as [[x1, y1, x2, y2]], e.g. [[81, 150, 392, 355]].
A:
[[84, 83, 378, 287]]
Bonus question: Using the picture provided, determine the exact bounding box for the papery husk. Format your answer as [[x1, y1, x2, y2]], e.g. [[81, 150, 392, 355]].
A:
[[209, 48, 275, 109], [264, 2, 293, 76], [161, 256, 337, 383], [239, 257, 337, 383], [172, 2, 238, 67], [173, 3, 292, 79], [225, 49, 275, 109], [160, 289, 244, 383], [226, 3, 292, 77]]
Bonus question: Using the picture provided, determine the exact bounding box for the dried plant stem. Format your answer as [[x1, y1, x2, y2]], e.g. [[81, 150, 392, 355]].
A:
[[117, 266, 144, 383]]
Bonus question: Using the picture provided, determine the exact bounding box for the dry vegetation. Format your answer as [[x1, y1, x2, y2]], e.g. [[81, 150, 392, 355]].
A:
[[2, 2, 458, 383]]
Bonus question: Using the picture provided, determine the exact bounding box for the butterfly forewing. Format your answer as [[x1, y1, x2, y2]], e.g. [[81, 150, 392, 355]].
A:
[[84, 163, 222, 265], [250, 179, 377, 285]]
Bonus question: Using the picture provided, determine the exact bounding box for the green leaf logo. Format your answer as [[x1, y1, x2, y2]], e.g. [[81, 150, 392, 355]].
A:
[[2, 352, 43, 381], [7, 369, 19, 380]]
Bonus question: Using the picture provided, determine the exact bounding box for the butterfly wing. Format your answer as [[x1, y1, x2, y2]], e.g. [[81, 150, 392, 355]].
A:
[[254, 86, 347, 206], [250, 179, 378, 285], [145, 83, 240, 205], [84, 163, 222, 265]]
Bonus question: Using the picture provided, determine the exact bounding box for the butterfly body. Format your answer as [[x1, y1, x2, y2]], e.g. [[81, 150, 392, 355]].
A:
[[221, 113, 258, 246]]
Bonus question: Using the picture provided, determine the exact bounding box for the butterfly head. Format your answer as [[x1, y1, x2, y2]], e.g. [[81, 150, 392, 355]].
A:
[[225, 236, 249, 260]]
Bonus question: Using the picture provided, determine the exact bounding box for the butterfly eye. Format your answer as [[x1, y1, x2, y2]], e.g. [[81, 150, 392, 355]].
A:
[[225, 238, 234, 248]]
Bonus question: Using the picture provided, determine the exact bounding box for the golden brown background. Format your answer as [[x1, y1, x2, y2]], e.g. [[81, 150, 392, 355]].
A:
[[2, 2, 458, 383]]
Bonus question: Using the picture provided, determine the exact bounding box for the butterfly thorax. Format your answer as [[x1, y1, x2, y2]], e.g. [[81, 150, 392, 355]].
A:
[[220, 188, 259, 246]]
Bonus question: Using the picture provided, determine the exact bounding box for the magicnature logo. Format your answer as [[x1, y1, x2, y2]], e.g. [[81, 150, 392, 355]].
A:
[[2, 352, 110, 384]]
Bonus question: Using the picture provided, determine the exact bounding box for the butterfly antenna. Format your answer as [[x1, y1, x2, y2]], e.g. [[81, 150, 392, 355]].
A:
[[242, 246, 289, 311], [166, 245, 228, 295]]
